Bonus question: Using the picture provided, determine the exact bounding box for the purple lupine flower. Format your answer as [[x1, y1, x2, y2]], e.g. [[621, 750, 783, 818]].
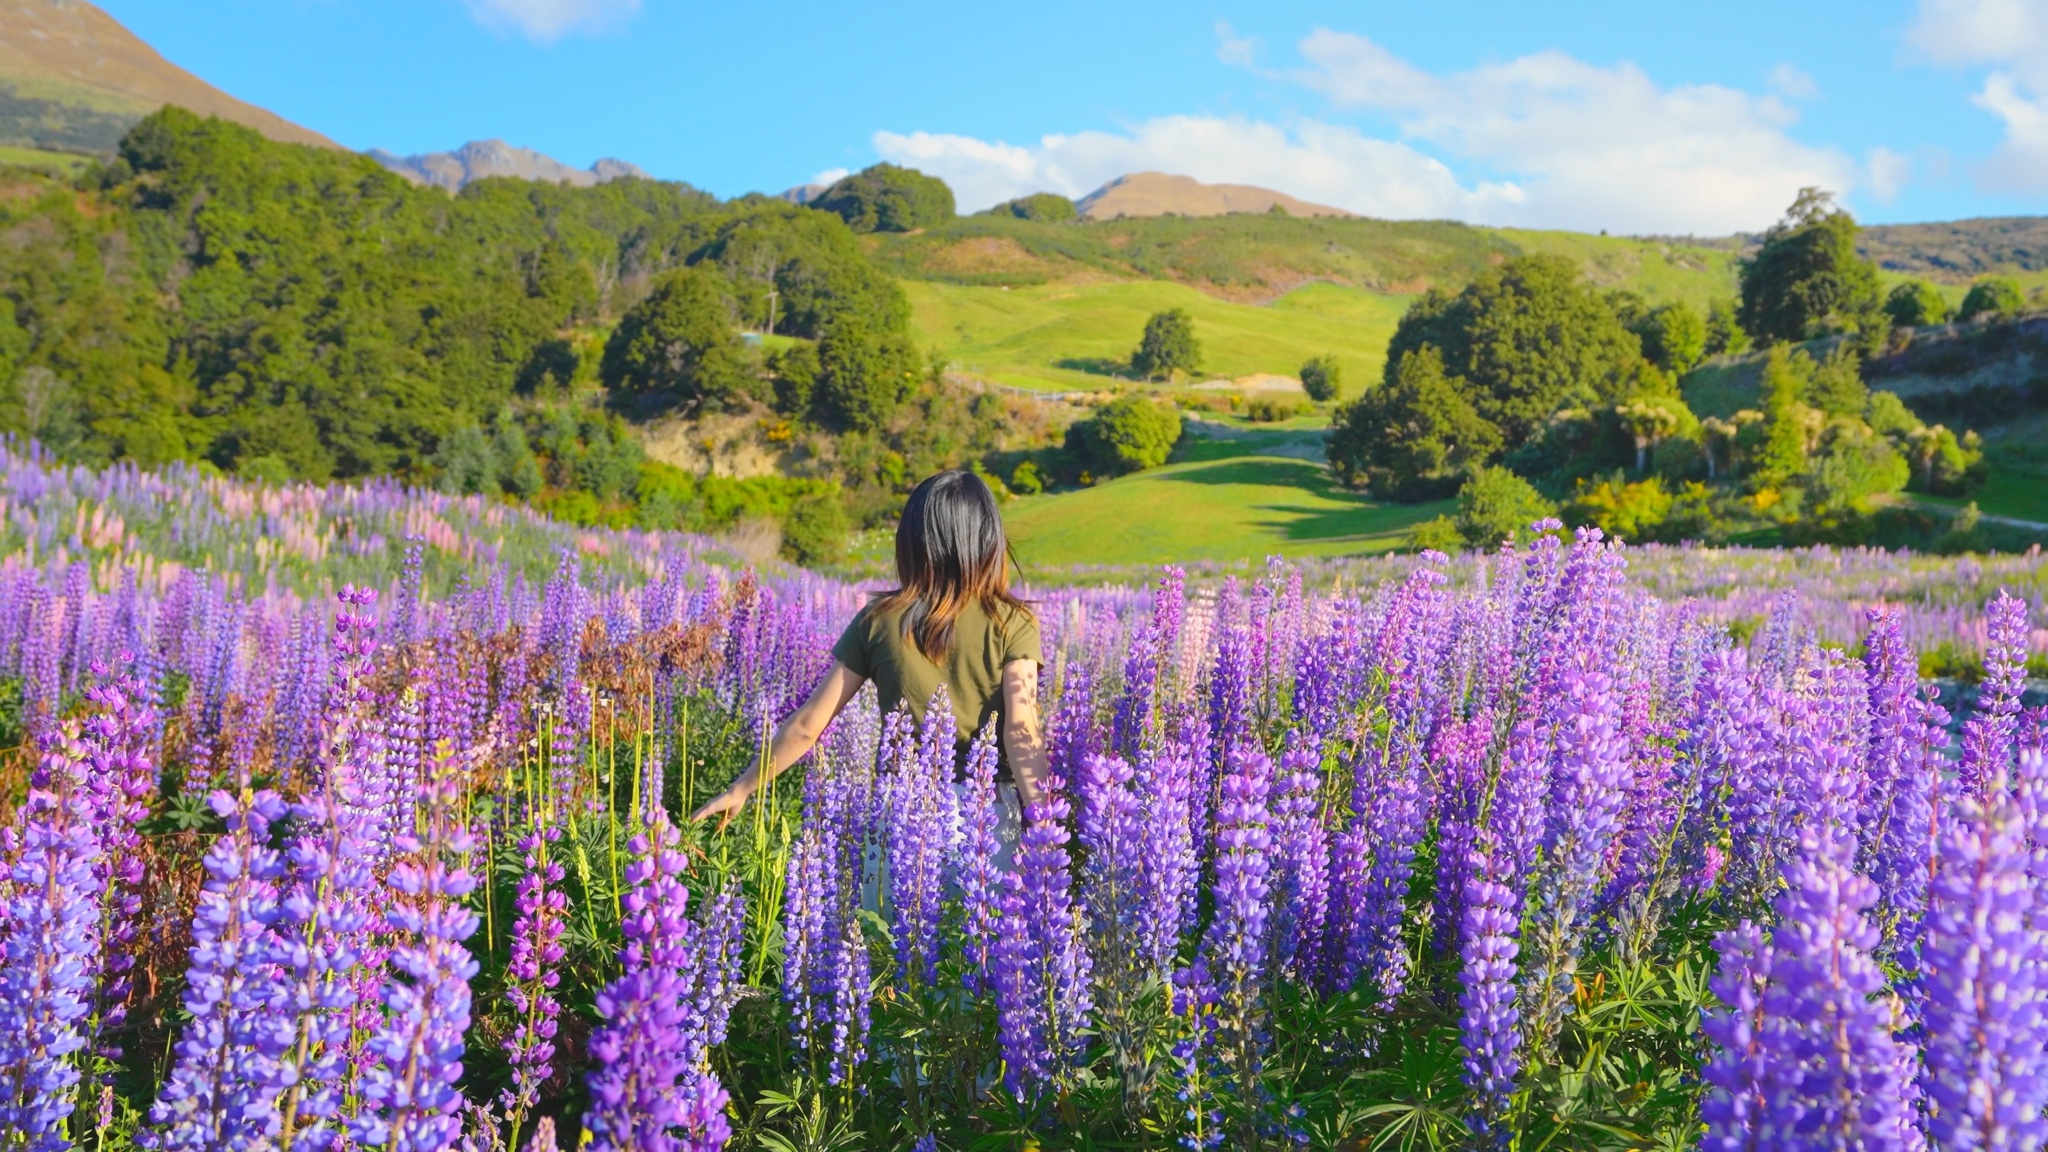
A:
[[1753, 831, 1919, 1150], [147, 786, 295, 1151], [690, 882, 747, 1052], [1723, 686, 1808, 913], [1918, 788, 2047, 1151], [351, 743, 481, 1152], [583, 813, 730, 1152], [1700, 920, 1772, 1152], [992, 771, 1092, 1100], [0, 729, 104, 1146], [1344, 711, 1428, 1001], [956, 724, 1004, 993], [1458, 832, 1521, 1147], [1961, 590, 2031, 799], [77, 667, 158, 1091], [1077, 750, 1144, 960], [1429, 716, 1489, 958], [1134, 721, 1201, 974], [1196, 743, 1276, 1109], [884, 691, 958, 988], [1047, 658, 1101, 783], [501, 825, 567, 1134], [1208, 579, 1255, 765], [1521, 661, 1628, 1059], [1268, 736, 1328, 982], [1111, 567, 1184, 758], [393, 536, 425, 649], [782, 706, 877, 1085], [273, 789, 374, 1152]]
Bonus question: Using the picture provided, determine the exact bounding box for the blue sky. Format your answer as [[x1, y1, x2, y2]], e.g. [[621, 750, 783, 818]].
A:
[[98, 0, 2048, 233]]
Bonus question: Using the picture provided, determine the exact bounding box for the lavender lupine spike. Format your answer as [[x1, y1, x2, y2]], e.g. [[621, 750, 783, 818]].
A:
[[1134, 719, 1201, 974], [1193, 743, 1277, 1132], [1208, 578, 1255, 764], [1917, 788, 2048, 1152], [1458, 832, 1521, 1147], [1345, 705, 1430, 1001], [690, 882, 747, 1053], [885, 691, 958, 988], [957, 725, 1004, 993], [273, 788, 374, 1152], [1699, 920, 1773, 1152], [0, 728, 105, 1146], [1521, 661, 1628, 1061], [1961, 590, 2031, 799], [1077, 751, 1145, 964], [501, 825, 567, 1139], [77, 668, 158, 1094], [1268, 736, 1328, 982], [351, 743, 481, 1152], [992, 771, 1093, 1101], [583, 814, 731, 1152], [147, 786, 296, 1151], [1429, 716, 1489, 958], [1753, 831, 1920, 1151]]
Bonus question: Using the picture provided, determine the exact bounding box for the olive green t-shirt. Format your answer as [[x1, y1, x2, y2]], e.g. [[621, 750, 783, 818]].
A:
[[832, 598, 1042, 769]]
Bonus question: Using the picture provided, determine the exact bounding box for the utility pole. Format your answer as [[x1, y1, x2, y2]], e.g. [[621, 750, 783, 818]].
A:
[[764, 289, 779, 338]]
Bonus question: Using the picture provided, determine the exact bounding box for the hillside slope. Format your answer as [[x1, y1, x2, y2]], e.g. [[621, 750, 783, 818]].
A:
[[0, 0, 336, 154], [1076, 171, 1357, 221]]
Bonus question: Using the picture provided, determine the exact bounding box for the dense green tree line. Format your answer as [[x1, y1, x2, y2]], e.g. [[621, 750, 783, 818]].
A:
[[0, 108, 917, 490], [1331, 191, 1992, 550]]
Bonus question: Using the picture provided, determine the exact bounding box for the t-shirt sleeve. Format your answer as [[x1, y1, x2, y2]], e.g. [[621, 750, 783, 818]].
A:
[[831, 605, 875, 678], [1001, 609, 1044, 668]]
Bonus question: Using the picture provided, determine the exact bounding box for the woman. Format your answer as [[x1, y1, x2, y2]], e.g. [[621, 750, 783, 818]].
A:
[[691, 469, 1048, 827]]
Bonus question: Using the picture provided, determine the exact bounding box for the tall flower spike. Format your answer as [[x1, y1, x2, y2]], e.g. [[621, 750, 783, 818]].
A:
[[78, 668, 159, 1097], [1134, 722, 1201, 975], [884, 691, 958, 988], [0, 729, 105, 1146], [1699, 921, 1772, 1152], [350, 742, 481, 1152], [956, 724, 1004, 994], [1961, 590, 2031, 800], [273, 788, 374, 1152], [501, 824, 567, 1141], [1269, 736, 1329, 982], [1458, 832, 1521, 1148], [992, 771, 1093, 1101], [148, 786, 296, 1151], [1196, 742, 1277, 1128], [1917, 788, 2047, 1151]]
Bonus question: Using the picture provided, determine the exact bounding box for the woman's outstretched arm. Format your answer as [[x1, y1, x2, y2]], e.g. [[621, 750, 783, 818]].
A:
[[1001, 659, 1049, 811], [691, 661, 867, 827]]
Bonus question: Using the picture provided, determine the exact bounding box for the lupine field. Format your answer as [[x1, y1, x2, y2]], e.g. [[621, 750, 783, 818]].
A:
[[0, 442, 2045, 1151]]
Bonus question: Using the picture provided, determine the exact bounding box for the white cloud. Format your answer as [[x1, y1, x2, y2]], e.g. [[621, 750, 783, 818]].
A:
[[460, 0, 640, 42], [1768, 63, 1819, 100], [1215, 20, 1258, 68], [1910, 0, 2048, 191], [1291, 30, 1857, 233], [873, 117, 1523, 221], [1868, 147, 1912, 202]]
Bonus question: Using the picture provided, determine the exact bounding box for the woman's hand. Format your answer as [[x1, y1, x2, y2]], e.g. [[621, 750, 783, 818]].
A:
[[691, 778, 754, 828]]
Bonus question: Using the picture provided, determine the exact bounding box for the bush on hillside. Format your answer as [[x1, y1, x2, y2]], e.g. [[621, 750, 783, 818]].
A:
[[1452, 465, 1558, 549], [599, 265, 757, 408], [781, 489, 850, 567], [1885, 280, 1951, 328], [1328, 346, 1502, 500], [1958, 276, 2024, 323], [810, 163, 956, 233], [1738, 188, 1884, 344], [816, 314, 921, 431], [987, 193, 1077, 223], [1298, 354, 1341, 401], [1633, 302, 1707, 374], [1246, 396, 1309, 422], [1069, 395, 1182, 477], [1131, 309, 1201, 380]]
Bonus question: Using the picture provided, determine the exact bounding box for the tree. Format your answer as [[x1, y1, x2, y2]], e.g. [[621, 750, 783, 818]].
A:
[[1804, 346, 1868, 418], [816, 313, 919, 431], [1568, 475, 1675, 541], [1327, 346, 1504, 500], [1299, 355, 1341, 402], [989, 193, 1077, 223], [1070, 395, 1182, 476], [1614, 396, 1694, 473], [1957, 277, 2024, 323], [1884, 280, 1950, 328], [1381, 256, 1647, 447], [1453, 466, 1559, 549], [1737, 188, 1882, 344], [810, 163, 956, 233], [1634, 303, 1707, 374], [1132, 309, 1201, 380], [1703, 297, 1751, 358], [781, 489, 850, 567], [599, 266, 756, 407], [1753, 346, 1824, 487]]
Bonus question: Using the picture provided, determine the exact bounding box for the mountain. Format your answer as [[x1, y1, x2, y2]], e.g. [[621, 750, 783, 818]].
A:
[[0, 0, 336, 155], [1075, 172, 1358, 221], [369, 139, 651, 192]]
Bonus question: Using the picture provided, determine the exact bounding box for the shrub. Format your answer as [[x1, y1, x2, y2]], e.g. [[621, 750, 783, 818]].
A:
[[1958, 276, 2024, 323], [1569, 474, 1675, 541], [1884, 280, 1950, 328], [1246, 396, 1308, 422], [781, 490, 850, 567], [599, 266, 757, 408], [1069, 395, 1182, 476], [1009, 459, 1044, 495], [1404, 514, 1464, 554], [1328, 347, 1502, 500], [1453, 465, 1559, 549], [1299, 355, 1341, 402], [810, 163, 955, 233], [989, 192, 1077, 223], [1131, 309, 1201, 380]]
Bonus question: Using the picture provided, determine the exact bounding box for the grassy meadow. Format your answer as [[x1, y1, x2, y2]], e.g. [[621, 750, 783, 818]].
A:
[[1002, 426, 1448, 567]]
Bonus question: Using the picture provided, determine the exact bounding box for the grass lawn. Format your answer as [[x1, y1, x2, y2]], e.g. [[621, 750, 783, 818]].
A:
[[1004, 431, 1446, 567], [906, 279, 1412, 396], [0, 144, 92, 176]]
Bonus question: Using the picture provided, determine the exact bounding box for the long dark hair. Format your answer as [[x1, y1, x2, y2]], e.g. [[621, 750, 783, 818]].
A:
[[869, 470, 1031, 661]]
